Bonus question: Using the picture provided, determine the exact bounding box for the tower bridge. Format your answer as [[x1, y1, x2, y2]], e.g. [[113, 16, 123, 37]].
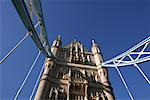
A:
[[0, 0, 150, 100]]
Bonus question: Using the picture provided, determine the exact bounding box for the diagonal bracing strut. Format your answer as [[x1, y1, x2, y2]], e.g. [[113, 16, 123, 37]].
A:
[[113, 62, 134, 100], [128, 54, 150, 84]]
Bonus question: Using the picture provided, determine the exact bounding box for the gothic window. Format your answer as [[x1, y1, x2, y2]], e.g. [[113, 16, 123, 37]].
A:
[[70, 94, 84, 100], [50, 92, 56, 100], [58, 91, 67, 100], [70, 94, 75, 99], [66, 49, 70, 57], [90, 92, 101, 100], [78, 47, 81, 52], [71, 71, 77, 78], [71, 71, 75, 78], [91, 75, 96, 83], [87, 55, 91, 63], [72, 47, 75, 55], [74, 84, 81, 91], [58, 72, 64, 79], [99, 96, 103, 100], [77, 72, 80, 78], [78, 71, 83, 78], [71, 71, 83, 78]]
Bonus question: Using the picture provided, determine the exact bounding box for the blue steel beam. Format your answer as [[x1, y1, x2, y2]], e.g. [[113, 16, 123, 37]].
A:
[[11, 0, 51, 58], [31, 0, 54, 57]]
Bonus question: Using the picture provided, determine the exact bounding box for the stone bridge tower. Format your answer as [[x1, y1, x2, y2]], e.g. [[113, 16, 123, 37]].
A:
[[35, 36, 115, 100]]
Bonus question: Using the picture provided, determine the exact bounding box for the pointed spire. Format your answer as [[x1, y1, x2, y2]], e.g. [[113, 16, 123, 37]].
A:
[[56, 35, 61, 41], [92, 39, 97, 47], [91, 39, 100, 53], [73, 39, 77, 43], [92, 40, 95, 44], [80, 44, 84, 52], [52, 35, 62, 48]]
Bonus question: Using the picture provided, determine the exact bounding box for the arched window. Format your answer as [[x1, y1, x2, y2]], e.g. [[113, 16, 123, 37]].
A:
[[58, 91, 67, 100], [58, 72, 64, 79], [91, 75, 96, 83], [50, 92, 56, 100]]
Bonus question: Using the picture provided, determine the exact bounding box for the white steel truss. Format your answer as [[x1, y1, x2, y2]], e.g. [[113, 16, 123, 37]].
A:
[[102, 36, 150, 67], [102, 36, 150, 100]]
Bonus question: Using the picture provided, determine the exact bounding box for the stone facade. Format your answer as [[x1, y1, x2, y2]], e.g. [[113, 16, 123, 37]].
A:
[[35, 36, 115, 100]]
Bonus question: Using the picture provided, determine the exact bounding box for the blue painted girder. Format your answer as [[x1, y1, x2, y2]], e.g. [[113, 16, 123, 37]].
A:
[[12, 0, 51, 58], [31, 0, 54, 57]]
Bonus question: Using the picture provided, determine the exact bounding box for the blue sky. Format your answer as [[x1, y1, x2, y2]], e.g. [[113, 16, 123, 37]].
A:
[[0, 0, 150, 99]]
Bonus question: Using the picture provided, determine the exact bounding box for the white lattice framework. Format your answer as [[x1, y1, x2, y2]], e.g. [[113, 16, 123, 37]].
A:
[[102, 36, 150, 100], [102, 36, 150, 68]]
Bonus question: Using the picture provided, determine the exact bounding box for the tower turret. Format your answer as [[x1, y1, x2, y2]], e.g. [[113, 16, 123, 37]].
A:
[[91, 40, 115, 100], [51, 35, 62, 56], [91, 40, 103, 68], [34, 35, 62, 100]]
